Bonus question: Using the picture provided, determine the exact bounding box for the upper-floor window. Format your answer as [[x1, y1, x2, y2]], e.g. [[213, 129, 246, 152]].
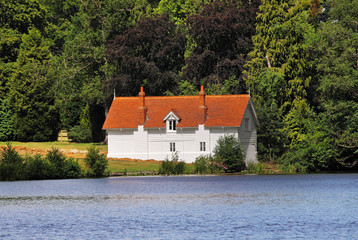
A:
[[169, 120, 176, 131], [200, 142, 206, 152], [244, 118, 249, 131], [170, 142, 176, 152]]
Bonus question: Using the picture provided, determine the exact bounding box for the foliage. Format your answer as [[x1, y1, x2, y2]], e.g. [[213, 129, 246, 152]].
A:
[[213, 135, 245, 173], [0, 99, 14, 141], [106, 13, 186, 97], [154, 0, 209, 25], [194, 155, 224, 174], [0, 144, 83, 181], [46, 147, 67, 178], [183, 0, 259, 93], [245, 0, 316, 164], [0, 142, 24, 180], [307, 0, 358, 168], [68, 125, 92, 143], [24, 155, 52, 180], [158, 152, 186, 175], [64, 157, 82, 178], [8, 28, 59, 141], [84, 145, 109, 177], [246, 162, 264, 174]]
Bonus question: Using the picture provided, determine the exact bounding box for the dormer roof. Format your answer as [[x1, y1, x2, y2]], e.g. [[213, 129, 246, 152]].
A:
[[163, 110, 181, 122]]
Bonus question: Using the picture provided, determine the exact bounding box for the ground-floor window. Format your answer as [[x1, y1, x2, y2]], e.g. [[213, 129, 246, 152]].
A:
[[200, 142, 206, 151], [170, 142, 175, 152]]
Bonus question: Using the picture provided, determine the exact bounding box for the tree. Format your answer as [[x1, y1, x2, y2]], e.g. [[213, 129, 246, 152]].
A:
[[84, 145, 108, 177], [106, 13, 186, 97], [154, 0, 210, 25], [0, 143, 24, 181], [213, 135, 245, 173], [0, 99, 14, 141], [309, 0, 358, 168], [183, 0, 260, 94], [51, 0, 150, 140], [8, 28, 59, 141], [245, 0, 316, 162]]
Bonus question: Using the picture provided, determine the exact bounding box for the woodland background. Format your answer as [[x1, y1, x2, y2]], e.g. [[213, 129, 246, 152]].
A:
[[0, 0, 357, 171]]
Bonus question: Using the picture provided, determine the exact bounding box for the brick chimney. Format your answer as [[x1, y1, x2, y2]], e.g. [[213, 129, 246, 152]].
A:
[[138, 86, 147, 125], [198, 85, 208, 124]]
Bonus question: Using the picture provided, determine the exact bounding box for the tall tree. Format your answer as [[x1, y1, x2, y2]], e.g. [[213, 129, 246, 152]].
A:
[[8, 29, 59, 141], [245, 0, 316, 162], [52, 0, 150, 141], [311, 0, 358, 168], [106, 13, 186, 97], [183, 0, 260, 94]]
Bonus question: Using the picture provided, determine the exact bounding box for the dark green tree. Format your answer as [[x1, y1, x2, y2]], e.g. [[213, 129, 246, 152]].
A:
[[0, 143, 24, 181], [106, 13, 186, 97], [8, 28, 59, 141], [183, 0, 260, 94], [84, 145, 108, 177], [213, 135, 245, 173]]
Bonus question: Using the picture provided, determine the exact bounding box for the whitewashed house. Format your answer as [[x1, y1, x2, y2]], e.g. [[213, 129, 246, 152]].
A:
[[103, 86, 259, 164]]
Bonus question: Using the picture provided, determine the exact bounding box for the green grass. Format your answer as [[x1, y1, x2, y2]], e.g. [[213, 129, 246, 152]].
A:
[[108, 159, 162, 173], [0, 141, 107, 151]]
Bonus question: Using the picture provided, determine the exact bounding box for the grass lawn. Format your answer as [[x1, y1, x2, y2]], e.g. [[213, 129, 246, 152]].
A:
[[107, 159, 162, 173], [0, 141, 107, 151]]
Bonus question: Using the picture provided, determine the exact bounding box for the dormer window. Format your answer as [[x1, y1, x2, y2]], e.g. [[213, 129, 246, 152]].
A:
[[164, 110, 181, 133], [169, 120, 176, 131]]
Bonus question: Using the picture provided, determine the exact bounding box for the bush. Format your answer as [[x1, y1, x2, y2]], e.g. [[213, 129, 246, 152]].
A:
[[0, 143, 24, 181], [64, 158, 82, 178], [194, 155, 225, 174], [84, 145, 109, 177], [68, 125, 92, 143], [246, 162, 264, 174], [158, 152, 186, 175], [24, 155, 51, 180], [213, 135, 245, 173], [47, 148, 67, 179], [194, 155, 210, 174]]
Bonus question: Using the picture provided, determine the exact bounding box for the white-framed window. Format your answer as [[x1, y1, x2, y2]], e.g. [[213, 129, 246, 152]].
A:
[[169, 120, 177, 131], [200, 142, 206, 152], [170, 142, 176, 152], [244, 118, 249, 131]]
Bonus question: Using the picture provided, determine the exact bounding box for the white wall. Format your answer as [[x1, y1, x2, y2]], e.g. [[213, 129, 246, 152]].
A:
[[238, 104, 258, 164]]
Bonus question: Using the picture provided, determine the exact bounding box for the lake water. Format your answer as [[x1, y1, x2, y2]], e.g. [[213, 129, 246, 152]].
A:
[[1, 174, 358, 239]]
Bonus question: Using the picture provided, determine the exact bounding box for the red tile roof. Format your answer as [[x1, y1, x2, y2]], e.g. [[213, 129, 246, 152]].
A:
[[102, 93, 250, 129]]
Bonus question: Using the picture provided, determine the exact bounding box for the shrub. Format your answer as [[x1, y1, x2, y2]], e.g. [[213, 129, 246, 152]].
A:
[[246, 162, 264, 174], [213, 135, 245, 173], [158, 158, 175, 175], [174, 161, 186, 174], [47, 148, 67, 179], [194, 155, 210, 174], [158, 152, 186, 175], [194, 155, 225, 174], [24, 155, 51, 180], [0, 142, 24, 180], [84, 145, 109, 177], [68, 125, 92, 143], [64, 158, 82, 178]]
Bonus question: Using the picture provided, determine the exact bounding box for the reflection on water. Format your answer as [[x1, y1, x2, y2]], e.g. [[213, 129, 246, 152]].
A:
[[1, 175, 358, 239]]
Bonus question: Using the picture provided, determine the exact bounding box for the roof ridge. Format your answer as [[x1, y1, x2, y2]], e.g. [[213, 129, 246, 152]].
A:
[[114, 94, 249, 100]]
